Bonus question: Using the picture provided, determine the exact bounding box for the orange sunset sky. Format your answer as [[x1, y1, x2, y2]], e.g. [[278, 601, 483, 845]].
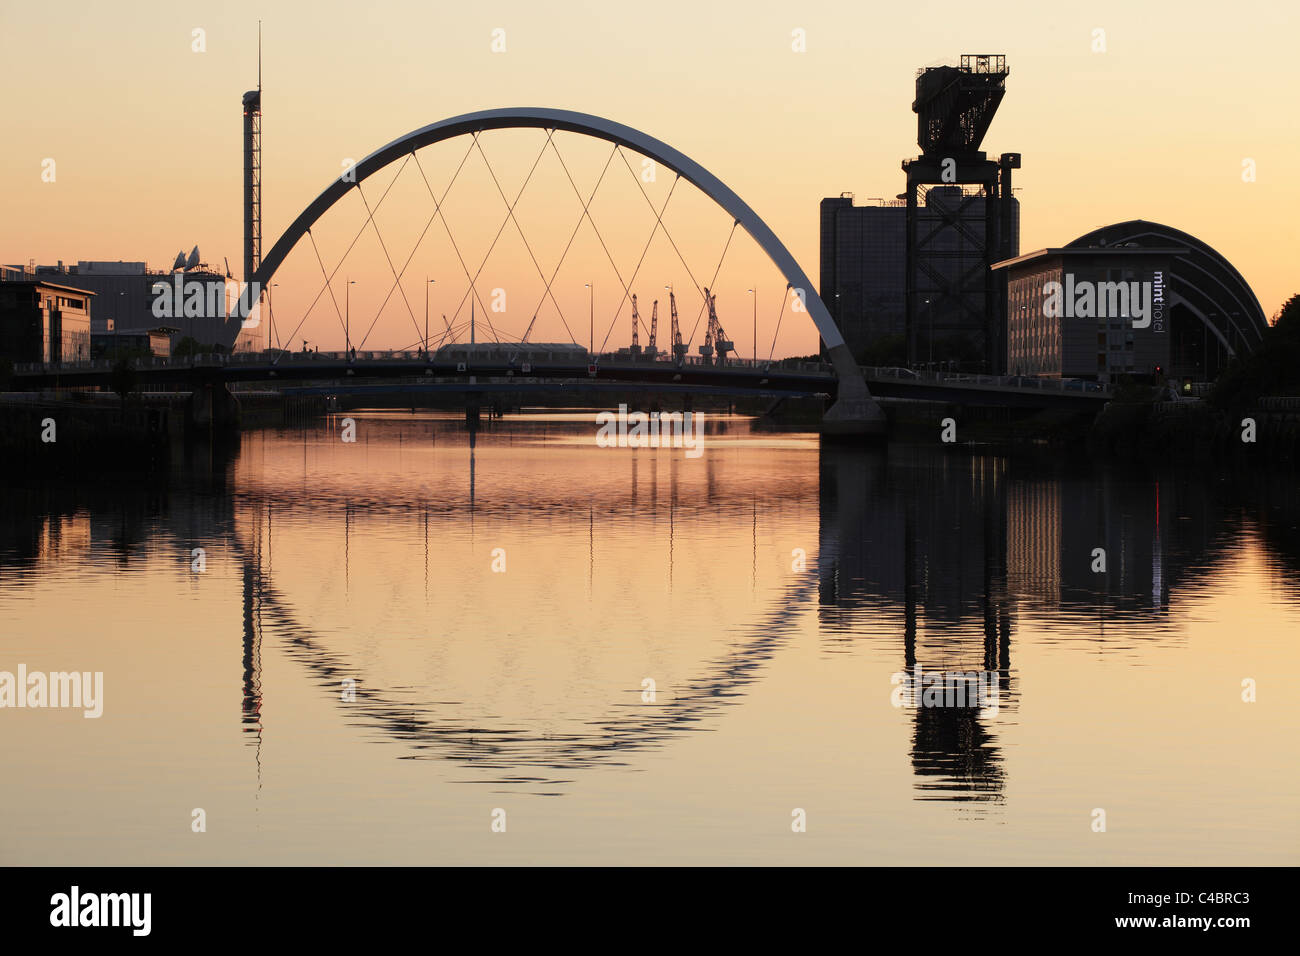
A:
[[1, 0, 1296, 355]]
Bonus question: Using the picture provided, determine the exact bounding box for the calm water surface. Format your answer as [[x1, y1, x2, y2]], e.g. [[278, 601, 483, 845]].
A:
[[2, 412, 1297, 864]]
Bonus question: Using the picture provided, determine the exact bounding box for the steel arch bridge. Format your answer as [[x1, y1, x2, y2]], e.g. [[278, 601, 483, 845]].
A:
[[225, 107, 885, 435]]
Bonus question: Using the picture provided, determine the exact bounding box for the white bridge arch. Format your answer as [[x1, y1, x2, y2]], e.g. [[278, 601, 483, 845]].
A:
[[228, 107, 883, 434]]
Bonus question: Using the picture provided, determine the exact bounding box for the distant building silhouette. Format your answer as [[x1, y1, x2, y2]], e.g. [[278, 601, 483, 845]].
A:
[[820, 188, 1019, 366], [0, 280, 92, 363], [1, 259, 261, 353]]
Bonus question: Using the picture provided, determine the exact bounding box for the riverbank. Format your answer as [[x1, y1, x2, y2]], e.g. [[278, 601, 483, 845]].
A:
[[1090, 396, 1300, 465], [5, 387, 1300, 473], [0, 393, 180, 473]]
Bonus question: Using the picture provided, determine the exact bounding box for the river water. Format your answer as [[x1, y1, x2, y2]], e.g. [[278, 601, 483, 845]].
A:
[[2, 412, 1297, 864]]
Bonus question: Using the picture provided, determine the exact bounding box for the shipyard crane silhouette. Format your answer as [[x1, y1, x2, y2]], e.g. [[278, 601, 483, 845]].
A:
[[630, 294, 641, 359]]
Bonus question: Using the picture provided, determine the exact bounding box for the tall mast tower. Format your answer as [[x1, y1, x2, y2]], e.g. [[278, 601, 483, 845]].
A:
[[242, 23, 262, 287]]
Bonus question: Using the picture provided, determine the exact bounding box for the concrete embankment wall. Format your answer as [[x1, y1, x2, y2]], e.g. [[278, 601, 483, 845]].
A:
[[1090, 397, 1300, 464], [876, 394, 1300, 464], [0, 393, 182, 473], [880, 398, 1095, 447], [230, 389, 287, 426]]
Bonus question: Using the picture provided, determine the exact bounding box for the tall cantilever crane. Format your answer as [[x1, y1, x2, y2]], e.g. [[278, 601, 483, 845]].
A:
[[696, 286, 728, 364], [630, 294, 641, 357], [705, 288, 735, 366], [670, 291, 688, 364], [698, 314, 714, 362], [646, 299, 659, 359], [702, 288, 717, 364]]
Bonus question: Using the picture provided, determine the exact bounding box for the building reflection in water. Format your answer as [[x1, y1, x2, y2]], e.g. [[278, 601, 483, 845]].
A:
[[2, 421, 1293, 808], [817, 443, 1239, 804]]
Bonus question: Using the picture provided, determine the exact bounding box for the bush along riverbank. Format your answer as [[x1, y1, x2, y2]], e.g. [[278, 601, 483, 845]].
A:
[[1090, 395, 1300, 466], [1092, 292, 1300, 466]]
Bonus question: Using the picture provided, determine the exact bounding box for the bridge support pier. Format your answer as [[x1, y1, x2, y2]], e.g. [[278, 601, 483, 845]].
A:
[[820, 344, 888, 439], [189, 382, 241, 431]]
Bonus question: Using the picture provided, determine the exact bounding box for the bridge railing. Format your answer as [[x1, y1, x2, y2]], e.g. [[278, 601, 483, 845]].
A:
[[863, 366, 1112, 395], [7, 351, 1040, 384], [13, 359, 102, 373], [9, 351, 1108, 393], [13, 356, 188, 373]]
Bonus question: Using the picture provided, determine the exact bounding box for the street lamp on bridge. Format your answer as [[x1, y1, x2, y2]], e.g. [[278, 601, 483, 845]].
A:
[[270, 282, 280, 354], [425, 277, 435, 358], [345, 279, 356, 360], [585, 282, 593, 358], [747, 287, 756, 364]]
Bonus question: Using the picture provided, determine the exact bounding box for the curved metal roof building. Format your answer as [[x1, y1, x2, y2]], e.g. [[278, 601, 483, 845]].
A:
[[1066, 220, 1269, 356]]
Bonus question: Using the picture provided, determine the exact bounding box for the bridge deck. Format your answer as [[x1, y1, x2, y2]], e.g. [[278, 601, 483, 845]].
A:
[[11, 354, 1113, 407]]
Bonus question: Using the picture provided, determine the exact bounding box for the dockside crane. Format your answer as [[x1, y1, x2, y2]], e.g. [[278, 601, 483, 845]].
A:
[[709, 289, 735, 366], [698, 316, 714, 363], [670, 291, 688, 364], [700, 287, 735, 366], [645, 299, 659, 359], [630, 294, 642, 358]]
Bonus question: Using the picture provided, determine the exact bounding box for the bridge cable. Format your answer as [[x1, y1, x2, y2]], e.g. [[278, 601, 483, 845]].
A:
[[408, 139, 508, 345], [353, 177, 428, 348], [681, 218, 740, 351], [615, 149, 683, 341], [272, 157, 414, 363], [456, 130, 563, 344], [546, 139, 641, 350], [307, 229, 349, 340], [470, 130, 564, 342], [267, 228, 348, 362], [392, 319, 529, 354], [355, 138, 505, 352], [437, 129, 551, 345], [356, 145, 479, 352], [592, 147, 684, 353], [767, 284, 790, 364], [407, 140, 485, 345], [621, 158, 709, 303], [616, 153, 728, 350], [521, 140, 623, 347], [265, 291, 282, 352]]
